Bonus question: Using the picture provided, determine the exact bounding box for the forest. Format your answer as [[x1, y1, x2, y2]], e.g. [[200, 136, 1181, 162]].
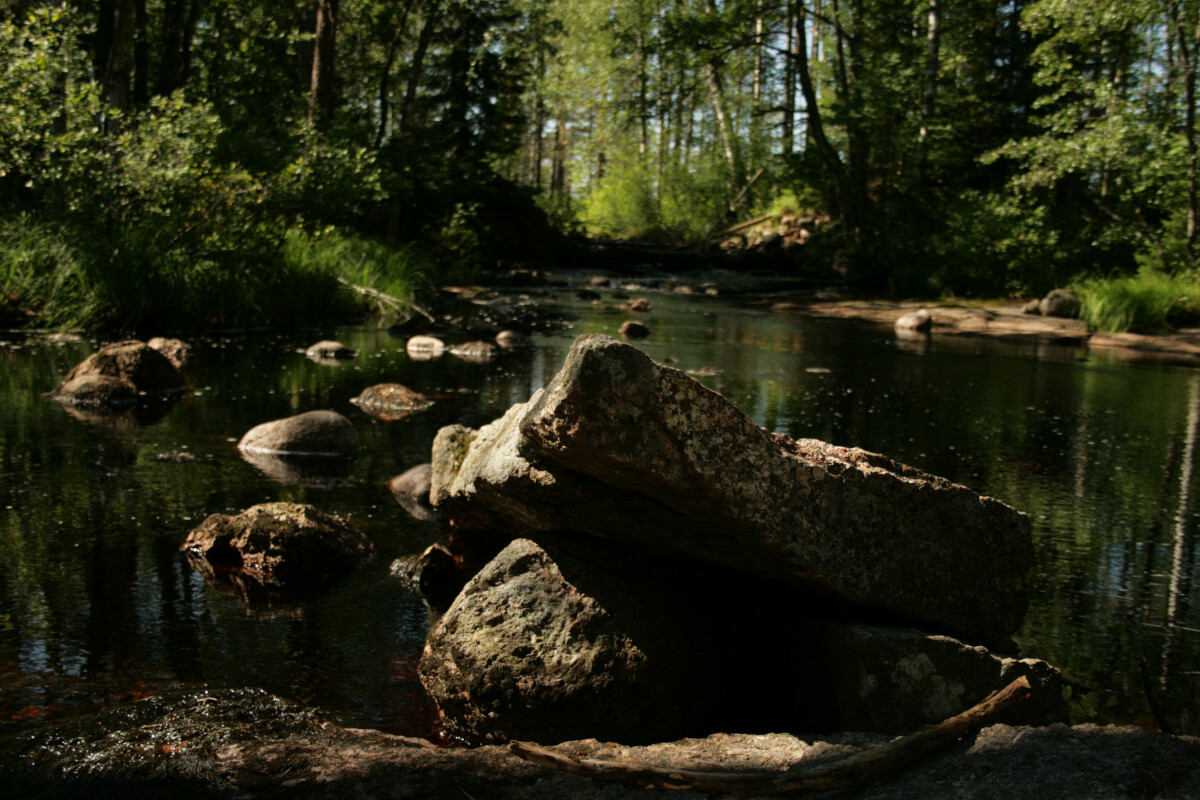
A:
[[1, 0, 1199, 333]]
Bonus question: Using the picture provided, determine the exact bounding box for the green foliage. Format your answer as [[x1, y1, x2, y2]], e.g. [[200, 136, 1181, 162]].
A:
[[579, 161, 661, 239], [1074, 272, 1200, 334], [917, 191, 1069, 298]]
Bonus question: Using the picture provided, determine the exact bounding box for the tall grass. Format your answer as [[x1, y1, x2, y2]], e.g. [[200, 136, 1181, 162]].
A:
[[0, 216, 429, 334], [280, 229, 430, 317], [1074, 272, 1200, 334]]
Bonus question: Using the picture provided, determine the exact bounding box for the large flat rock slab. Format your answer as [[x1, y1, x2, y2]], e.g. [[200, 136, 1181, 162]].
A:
[[432, 333, 1032, 647]]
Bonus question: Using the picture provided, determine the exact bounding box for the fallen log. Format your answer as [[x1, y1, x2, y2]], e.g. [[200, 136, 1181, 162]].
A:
[[510, 675, 1033, 798]]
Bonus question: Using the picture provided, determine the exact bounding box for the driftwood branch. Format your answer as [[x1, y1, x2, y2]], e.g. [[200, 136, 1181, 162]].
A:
[[510, 675, 1033, 798], [335, 277, 435, 322]]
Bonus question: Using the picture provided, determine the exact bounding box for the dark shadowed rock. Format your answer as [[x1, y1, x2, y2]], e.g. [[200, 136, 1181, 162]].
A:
[[618, 320, 651, 338], [181, 502, 372, 590], [431, 333, 1032, 647], [147, 336, 190, 368], [52, 374, 139, 408], [390, 543, 462, 610], [419, 536, 802, 745], [388, 463, 437, 520], [813, 623, 1070, 733], [52, 340, 185, 407], [238, 410, 359, 456], [350, 383, 434, 421]]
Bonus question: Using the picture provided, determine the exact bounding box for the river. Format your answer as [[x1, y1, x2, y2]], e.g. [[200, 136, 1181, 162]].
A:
[[1, 278, 1196, 736]]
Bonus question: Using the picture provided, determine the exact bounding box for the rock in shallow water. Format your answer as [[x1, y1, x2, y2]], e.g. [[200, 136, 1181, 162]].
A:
[[52, 339, 185, 407], [181, 502, 373, 590], [238, 410, 359, 456], [431, 333, 1032, 649]]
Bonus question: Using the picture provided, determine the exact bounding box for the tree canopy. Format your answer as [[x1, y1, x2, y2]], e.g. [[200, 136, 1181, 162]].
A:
[[0, 0, 1196, 330]]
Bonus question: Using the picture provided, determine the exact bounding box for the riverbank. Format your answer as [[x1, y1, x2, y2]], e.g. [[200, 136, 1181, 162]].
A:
[[761, 296, 1200, 367]]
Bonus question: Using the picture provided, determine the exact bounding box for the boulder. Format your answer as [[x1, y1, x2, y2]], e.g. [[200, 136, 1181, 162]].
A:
[[619, 297, 652, 312], [147, 336, 190, 368], [406, 335, 445, 360], [181, 502, 373, 590], [418, 537, 1065, 746], [388, 463, 437, 520], [52, 340, 185, 407], [1039, 289, 1081, 319], [894, 308, 932, 332], [419, 536, 797, 745], [52, 374, 138, 408], [618, 320, 651, 338], [305, 340, 357, 362], [237, 410, 359, 456], [350, 383, 433, 421], [431, 333, 1032, 648]]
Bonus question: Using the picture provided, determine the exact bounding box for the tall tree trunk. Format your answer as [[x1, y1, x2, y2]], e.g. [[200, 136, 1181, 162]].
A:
[[399, 5, 440, 134], [1168, 1, 1198, 262], [782, 0, 798, 156], [133, 0, 149, 108], [308, 0, 340, 129], [156, 0, 203, 97], [919, 0, 940, 145], [106, 0, 137, 131], [374, 0, 417, 149]]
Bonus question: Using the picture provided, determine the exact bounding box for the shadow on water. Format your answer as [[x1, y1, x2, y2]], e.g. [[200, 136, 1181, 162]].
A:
[[0, 285, 1198, 736]]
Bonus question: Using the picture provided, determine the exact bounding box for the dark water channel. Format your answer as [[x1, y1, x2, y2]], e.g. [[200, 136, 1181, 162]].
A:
[[1, 282, 1198, 737]]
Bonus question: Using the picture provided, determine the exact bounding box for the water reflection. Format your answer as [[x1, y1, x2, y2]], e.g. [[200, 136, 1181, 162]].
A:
[[0, 290, 1198, 735]]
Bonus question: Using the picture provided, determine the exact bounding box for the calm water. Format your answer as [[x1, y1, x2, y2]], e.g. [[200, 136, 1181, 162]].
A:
[[1, 283, 1197, 736]]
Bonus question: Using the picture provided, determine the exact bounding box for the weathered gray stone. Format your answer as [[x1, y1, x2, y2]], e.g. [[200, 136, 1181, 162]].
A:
[[431, 333, 1032, 647], [894, 308, 932, 332], [305, 340, 357, 362], [449, 341, 497, 363], [52, 339, 185, 407], [1040, 288, 1081, 318], [238, 410, 359, 456], [350, 383, 433, 421], [181, 502, 373, 589]]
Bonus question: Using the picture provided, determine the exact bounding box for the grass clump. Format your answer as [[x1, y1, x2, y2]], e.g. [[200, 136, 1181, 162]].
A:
[[0, 216, 429, 335], [1074, 272, 1200, 334]]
